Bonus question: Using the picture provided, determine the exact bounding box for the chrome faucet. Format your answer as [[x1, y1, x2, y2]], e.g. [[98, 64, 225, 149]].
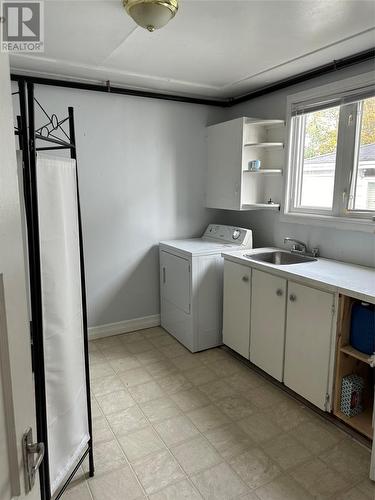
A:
[[284, 237, 320, 258]]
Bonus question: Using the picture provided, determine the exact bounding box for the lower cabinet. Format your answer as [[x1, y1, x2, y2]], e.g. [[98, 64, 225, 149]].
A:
[[250, 269, 287, 382], [222, 260, 336, 412], [284, 281, 335, 411], [223, 260, 251, 358]]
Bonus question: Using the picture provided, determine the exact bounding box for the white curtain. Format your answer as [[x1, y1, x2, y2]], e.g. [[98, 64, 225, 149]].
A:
[[36, 154, 89, 495]]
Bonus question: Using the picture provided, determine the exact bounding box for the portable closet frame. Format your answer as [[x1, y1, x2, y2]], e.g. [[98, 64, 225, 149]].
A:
[[14, 80, 94, 500]]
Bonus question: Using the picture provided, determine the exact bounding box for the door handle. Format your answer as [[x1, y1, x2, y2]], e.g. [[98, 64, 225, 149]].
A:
[[289, 294, 297, 302], [22, 427, 45, 493]]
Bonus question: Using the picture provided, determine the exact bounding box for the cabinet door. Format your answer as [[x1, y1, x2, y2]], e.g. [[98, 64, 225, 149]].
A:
[[284, 281, 334, 410], [250, 270, 286, 381], [223, 261, 251, 358], [206, 118, 243, 210]]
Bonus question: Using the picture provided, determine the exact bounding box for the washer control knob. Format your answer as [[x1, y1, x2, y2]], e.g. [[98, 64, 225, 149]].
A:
[[232, 229, 241, 240]]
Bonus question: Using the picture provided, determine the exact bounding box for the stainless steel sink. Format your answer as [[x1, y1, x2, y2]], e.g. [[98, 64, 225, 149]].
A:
[[244, 251, 317, 265]]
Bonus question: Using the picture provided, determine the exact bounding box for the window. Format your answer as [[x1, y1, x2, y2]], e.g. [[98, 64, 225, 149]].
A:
[[348, 97, 375, 212], [297, 106, 340, 210], [287, 78, 375, 222]]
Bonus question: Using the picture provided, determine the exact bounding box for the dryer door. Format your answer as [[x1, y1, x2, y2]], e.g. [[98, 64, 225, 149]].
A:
[[160, 251, 191, 314]]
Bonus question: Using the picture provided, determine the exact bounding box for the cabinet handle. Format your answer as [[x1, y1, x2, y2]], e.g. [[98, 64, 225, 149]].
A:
[[276, 289, 283, 296], [289, 294, 297, 302], [242, 276, 249, 282], [162, 267, 166, 284]]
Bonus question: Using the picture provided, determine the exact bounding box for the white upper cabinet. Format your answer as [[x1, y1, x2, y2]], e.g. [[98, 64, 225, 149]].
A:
[[206, 118, 243, 211], [206, 117, 285, 210]]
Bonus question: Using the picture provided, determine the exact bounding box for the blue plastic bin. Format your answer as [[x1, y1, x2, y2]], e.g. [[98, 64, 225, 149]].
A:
[[350, 302, 375, 355]]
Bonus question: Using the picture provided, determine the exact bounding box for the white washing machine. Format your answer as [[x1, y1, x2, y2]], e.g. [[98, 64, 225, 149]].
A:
[[159, 224, 253, 352]]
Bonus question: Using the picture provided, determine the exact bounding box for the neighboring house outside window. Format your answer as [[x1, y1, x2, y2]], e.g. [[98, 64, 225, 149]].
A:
[[302, 143, 375, 210]]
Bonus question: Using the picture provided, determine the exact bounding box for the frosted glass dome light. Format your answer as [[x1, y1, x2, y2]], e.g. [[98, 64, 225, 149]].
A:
[[123, 0, 178, 32]]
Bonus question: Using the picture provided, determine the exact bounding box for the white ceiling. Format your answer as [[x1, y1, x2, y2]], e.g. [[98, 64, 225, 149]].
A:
[[10, 0, 375, 99]]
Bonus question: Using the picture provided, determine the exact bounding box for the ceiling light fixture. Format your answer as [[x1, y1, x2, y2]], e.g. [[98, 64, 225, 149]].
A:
[[123, 0, 178, 32]]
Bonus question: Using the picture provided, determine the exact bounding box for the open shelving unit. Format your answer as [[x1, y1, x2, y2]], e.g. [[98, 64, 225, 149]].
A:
[[333, 295, 374, 440], [241, 118, 285, 209], [206, 117, 285, 211]]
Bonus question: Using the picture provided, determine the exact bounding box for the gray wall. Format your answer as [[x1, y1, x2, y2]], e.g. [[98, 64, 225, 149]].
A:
[[220, 60, 375, 268], [27, 85, 226, 327], [16, 61, 374, 328]]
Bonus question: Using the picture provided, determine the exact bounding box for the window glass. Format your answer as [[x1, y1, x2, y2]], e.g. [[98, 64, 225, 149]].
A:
[[349, 96, 375, 211], [299, 107, 340, 209]]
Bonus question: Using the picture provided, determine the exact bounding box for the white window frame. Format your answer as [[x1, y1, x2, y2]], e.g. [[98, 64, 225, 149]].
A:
[[284, 72, 375, 231]]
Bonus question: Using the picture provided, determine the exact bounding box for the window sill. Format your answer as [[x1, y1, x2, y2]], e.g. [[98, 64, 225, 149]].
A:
[[281, 212, 375, 233]]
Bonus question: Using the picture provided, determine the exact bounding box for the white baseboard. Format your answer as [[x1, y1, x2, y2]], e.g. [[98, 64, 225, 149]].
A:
[[88, 314, 161, 340]]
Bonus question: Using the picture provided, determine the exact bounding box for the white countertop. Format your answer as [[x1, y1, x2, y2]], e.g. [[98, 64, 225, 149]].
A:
[[222, 248, 375, 304]]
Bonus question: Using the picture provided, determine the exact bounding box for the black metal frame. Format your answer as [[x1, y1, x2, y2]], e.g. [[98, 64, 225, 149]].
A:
[[14, 80, 94, 500], [10, 47, 375, 107]]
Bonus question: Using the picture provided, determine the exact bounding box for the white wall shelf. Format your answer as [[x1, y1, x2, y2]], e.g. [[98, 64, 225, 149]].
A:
[[241, 203, 280, 210], [244, 169, 283, 175], [340, 344, 373, 366], [244, 119, 285, 127], [244, 142, 284, 148], [206, 116, 285, 211]]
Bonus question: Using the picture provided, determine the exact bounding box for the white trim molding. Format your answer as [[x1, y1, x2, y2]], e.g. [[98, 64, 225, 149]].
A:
[[88, 314, 161, 340], [280, 213, 375, 234]]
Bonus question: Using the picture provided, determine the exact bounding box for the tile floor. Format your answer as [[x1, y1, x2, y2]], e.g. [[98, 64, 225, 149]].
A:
[[65, 327, 375, 500]]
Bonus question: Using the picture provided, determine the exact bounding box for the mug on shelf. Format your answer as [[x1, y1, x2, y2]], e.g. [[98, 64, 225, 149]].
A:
[[248, 159, 261, 171]]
